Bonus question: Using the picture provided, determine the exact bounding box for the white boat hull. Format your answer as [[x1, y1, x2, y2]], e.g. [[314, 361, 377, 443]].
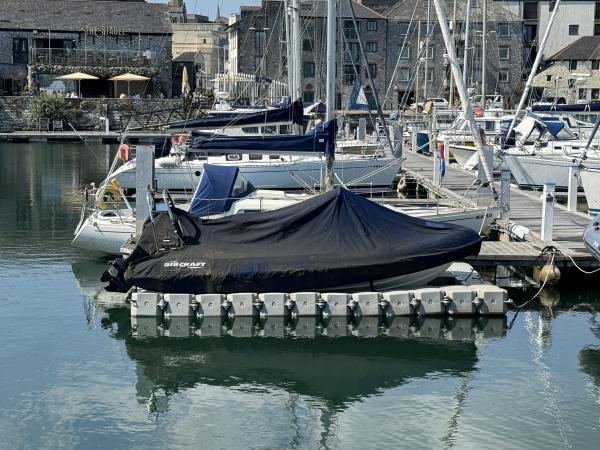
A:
[[502, 154, 582, 190], [110, 156, 403, 192], [581, 166, 600, 214], [72, 216, 135, 256]]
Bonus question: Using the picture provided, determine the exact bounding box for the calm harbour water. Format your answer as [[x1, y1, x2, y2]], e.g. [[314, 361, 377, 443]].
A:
[[1, 142, 600, 449]]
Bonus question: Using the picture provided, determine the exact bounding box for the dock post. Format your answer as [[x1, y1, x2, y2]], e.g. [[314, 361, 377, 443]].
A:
[[392, 124, 403, 158], [541, 182, 555, 242], [500, 170, 511, 220], [135, 145, 155, 239], [433, 146, 442, 186], [567, 163, 579, 212], [357, 118, 366, 141]]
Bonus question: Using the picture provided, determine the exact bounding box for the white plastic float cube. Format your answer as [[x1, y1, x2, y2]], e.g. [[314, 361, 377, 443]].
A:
[[258, 293, 289, 317], [444, 317, 476, 340], [352, 292, 382, 317], [163, 293, 193, 317], [413, 288, 445, 315], [131, 291, 162, 317], [471, 285, 508, 315], [227, 293, 258, 318], [164, 317, 192, 338], [443, 286, 476, 315], [131, 316, 161, 337], [320, 293, 351, 317], [196, 316, 223, 337], [290, 292, 320, 317], [196, 294, 226, 317], [384, 316, 411, 337], [382, 291, 414, 316]]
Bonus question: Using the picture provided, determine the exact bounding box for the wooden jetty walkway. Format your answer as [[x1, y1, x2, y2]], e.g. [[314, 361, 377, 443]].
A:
[[403, 151, 599, 269]]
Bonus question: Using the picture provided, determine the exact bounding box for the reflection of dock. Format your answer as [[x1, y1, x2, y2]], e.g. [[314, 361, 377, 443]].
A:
[[404, 151, 599, 269]]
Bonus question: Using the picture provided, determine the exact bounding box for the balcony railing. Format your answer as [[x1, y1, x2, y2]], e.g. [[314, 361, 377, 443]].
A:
[[30, 48, 155, 67]]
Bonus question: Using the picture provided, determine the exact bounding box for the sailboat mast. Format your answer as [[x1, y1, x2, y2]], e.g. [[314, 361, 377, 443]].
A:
[[449, 0, 457, 106], [290, 0, 302, 101], [463, 0, 471, 86], [284, 0, 294, 98], [324, 0, 336, 190], [481, 0, 487, 104], [423, 0, 431, 100], [506, 0, 562, 139], [431, 0, 492, 183]]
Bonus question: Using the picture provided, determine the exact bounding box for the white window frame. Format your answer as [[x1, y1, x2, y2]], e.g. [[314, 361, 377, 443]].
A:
[[499, 47, 510, 60], [399, 68, 410, 82]]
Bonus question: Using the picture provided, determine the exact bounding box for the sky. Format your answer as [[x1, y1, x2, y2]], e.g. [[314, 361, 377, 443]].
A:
[[147, 0, 260, 19]]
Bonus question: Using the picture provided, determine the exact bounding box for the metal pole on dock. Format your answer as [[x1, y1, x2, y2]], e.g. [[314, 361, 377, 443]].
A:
[[500, 170, 511, 220], [541, 182, 555, 242], [433, 146, 442, 187], [431, 0, 492, 184], [135, 145, 155, 238], [567, 164, 580, 212]]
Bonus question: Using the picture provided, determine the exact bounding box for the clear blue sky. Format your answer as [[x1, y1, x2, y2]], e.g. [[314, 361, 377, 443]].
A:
[[147, 0, 260, 19]]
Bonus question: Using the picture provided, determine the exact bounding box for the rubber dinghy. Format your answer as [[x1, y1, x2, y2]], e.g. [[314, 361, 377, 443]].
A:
[[584, 215, 600, 262], [107, 188, 482, 294]]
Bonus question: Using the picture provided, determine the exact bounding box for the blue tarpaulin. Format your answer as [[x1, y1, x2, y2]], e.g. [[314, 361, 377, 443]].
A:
[[190, 165, 255, 216]]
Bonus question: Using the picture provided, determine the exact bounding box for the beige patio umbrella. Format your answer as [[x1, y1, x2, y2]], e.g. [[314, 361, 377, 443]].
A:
[[181, 66, 190, 97], [109, 73, 150, 97], [57, 72, 99, 98]]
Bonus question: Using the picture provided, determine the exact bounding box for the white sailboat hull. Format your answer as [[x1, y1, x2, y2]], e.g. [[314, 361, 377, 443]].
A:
[[72, 215, 136, 256], [581, 166, 600, 215], [502, 154, 582, 190], [110, 156, 403, 192]]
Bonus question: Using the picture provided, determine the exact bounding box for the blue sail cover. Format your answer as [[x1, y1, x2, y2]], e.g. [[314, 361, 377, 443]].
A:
[[541, 120, 565, 138], [190, 165, 255, 216], [347, 79, 370, 110], [531, 103, 600, 113], [169, 100, 304, 129], [189, 119, 338, 156]]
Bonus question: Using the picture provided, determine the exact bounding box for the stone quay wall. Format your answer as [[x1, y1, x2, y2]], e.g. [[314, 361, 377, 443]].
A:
[[0, 97, 185, 133]]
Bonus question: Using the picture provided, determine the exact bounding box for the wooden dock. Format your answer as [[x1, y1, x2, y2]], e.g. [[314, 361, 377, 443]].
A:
[[403, 151, 599, 269]]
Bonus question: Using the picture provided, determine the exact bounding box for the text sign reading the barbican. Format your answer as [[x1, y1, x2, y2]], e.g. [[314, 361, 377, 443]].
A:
[[84, 26, 127, 36]]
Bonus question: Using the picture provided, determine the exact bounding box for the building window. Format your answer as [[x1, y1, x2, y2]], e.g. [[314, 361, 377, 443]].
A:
[[13, 38, 28, 64], [498, 69, 509, 83], [400, 47, 410, 59], [595, 23, 600, 36], [579, 88, 587, 100], [302, 39, 312, 51], [546, 75, 552, 82], [346, 42, 359, 62], [426, 46, 434, 59], [593, 88, 600, 100], [366, 42, 378, 52], [344, 20, 358, 39], [426, 68, 433, 83], [367, 20, 378, 32], [303, 61, 315, 77], [549, 0, 557, 12], [344, 64, 357, 85], [366, 63, 377, 79], [593, 60, 600, 70], [398, 22, 410, 37], [499, 47, 510, 60], [498, 23, 509, 38], [399, 68, 410, 82], [570, 60, 578, 70], [303, 90, 314, 103], [596, 1, 600, 20], [523, 2, 538, 20], [569, 25, 579, 36]]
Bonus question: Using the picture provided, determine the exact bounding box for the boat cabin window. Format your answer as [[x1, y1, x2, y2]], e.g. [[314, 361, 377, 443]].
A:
[[485, 121, 496, 131], [242, 127, 259, 133], [226, 154, 241, 161], [269, 155, 281, 160], [249, 154, 263, 160]]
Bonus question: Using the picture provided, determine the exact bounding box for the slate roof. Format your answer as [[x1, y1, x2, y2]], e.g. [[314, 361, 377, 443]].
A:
[[549, 36, 600, 60], [385, 0, 520, 21], [173, 51, 197, 62], [0, 0, 172, 34], [303, 1, 385, 19]]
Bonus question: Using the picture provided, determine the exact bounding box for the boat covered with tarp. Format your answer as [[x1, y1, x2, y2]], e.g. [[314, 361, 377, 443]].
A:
[[103, 188, 482, 294], [169, 99, 304, 129]]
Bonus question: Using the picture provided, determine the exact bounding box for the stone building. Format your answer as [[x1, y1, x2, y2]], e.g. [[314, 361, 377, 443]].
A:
[[532, 36, 600, 102], [228, 0, 388, 108], [0, 0, 173, 97], [384, 0, 525, 108]]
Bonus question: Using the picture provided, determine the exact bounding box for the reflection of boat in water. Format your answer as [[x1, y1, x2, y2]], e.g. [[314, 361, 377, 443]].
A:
[[101, 308, 504, 407]]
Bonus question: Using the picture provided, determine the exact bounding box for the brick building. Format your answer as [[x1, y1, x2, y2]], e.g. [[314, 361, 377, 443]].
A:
[[0, 0, 173, 97]]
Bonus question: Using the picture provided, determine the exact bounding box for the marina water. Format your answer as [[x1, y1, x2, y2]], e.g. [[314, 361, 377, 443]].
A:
[[1, 142, 600, 449]]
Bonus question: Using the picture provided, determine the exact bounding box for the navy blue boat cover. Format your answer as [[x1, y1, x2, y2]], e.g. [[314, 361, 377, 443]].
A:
[[169, 99, 304, 129], [189, 119, 338, 155], [123, 189, 482, 294], [531, 103, 600, 113], [189, 165, 255, 216]]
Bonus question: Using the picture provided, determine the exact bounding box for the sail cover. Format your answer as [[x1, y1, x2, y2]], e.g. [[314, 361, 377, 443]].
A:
[[169, 99, 304, 129], [189, 119, 338, 155], [190, 165, 255, 216], [124, 188, 482, 294], [531, 103, 600, 113]]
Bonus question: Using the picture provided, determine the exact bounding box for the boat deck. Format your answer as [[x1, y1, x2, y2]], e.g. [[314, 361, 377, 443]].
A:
[[403, 151, 599, 268]]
